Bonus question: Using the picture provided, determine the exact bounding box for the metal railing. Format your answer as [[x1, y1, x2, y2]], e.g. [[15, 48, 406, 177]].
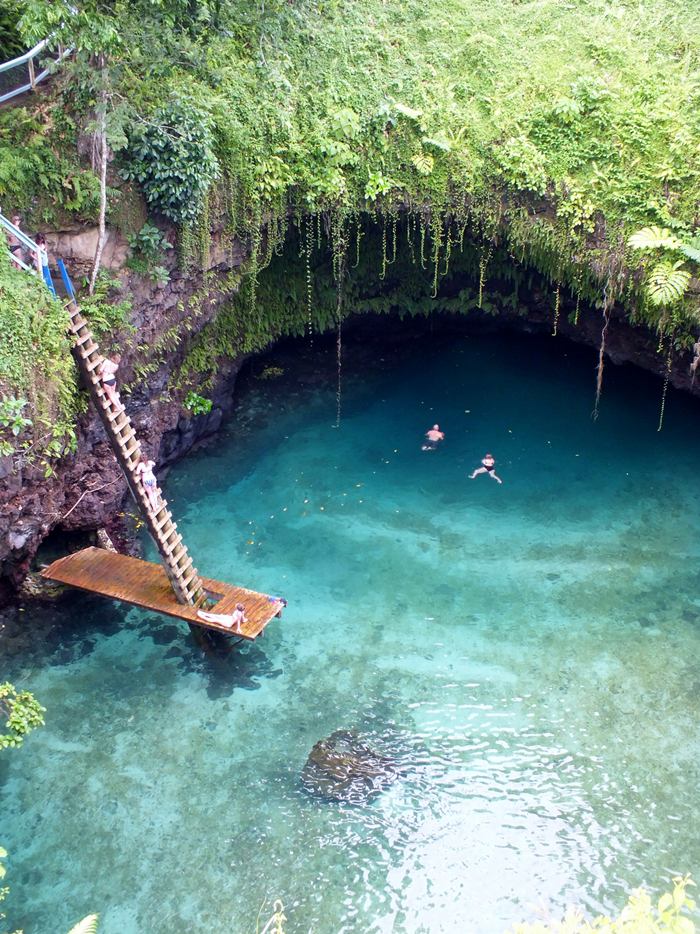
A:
[[1, 211, 56, 294], [0, 39, 71, 104]]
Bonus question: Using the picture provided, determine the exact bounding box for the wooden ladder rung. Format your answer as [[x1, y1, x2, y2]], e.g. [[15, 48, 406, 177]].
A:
[[123, 441, 140, 461], [86, 356, 103, 373], [75, 332, 92, 347], [162, 535, 183, 557], [168, 543, 187, 564], [154, 512, 172, 532], [159, 520, 177, 539]]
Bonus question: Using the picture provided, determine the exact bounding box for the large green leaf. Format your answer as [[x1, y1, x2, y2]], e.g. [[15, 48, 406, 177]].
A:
[[679, 235, 700, 264], [646, 260, 691, 307], [628, 226, 681, 252]]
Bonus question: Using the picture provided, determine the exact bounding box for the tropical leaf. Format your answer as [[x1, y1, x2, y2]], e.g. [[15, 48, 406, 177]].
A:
[[628, 226, 681, 252], [66, 914, 99, 934], [646, 260, 691, 307], [394, 102, 422, 121], [679, 235, 700, 264], [421, 135, 451, 152], [411, 152, 434, 175]]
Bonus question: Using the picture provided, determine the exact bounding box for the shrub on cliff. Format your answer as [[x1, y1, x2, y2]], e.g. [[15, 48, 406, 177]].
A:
[[120, 99, 219, 225]]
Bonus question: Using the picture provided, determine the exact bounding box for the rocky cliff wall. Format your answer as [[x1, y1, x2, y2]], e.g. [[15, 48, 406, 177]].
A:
[[0, 224, 249, 603]]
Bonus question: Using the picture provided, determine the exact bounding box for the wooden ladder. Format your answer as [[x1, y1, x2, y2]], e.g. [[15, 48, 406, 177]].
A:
[[66, 300, 205, 607]]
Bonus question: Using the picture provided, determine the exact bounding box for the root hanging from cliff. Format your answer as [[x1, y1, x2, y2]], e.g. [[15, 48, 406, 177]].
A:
[[657, 340, 673, 432], [593, 286, 611, 421]]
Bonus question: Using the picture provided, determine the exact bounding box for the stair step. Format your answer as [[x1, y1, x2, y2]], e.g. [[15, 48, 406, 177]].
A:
[[75, 332, 93, 347], [86, 356, 103, 373], [123, 441, 140, 461]]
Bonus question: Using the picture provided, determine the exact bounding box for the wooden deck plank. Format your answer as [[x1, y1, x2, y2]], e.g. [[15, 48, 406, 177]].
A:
[[40, 547, 284, 641]]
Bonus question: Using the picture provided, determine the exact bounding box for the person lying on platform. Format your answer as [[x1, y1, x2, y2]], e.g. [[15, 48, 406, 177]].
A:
[[468, 452, 503, 484], [421, 424, 445, 451], [135, 456, 160, 511], [197, 603, 247, 634], [98, 354, 123, 409]]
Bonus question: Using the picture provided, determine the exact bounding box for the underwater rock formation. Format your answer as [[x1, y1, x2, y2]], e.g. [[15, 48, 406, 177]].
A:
[[301, 728, 398, 803]]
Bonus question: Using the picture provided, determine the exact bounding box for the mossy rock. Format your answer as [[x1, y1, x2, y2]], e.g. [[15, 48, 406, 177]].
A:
[[301, 728, 398, 803]]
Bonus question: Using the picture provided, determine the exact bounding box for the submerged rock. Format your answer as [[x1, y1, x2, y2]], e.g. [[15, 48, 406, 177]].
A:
[[301, 729, 398, 803]]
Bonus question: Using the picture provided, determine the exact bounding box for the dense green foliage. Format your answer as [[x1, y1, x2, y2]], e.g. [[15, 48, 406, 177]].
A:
[[0, 255, 78, 473], [0, 108, 100, 226], [120, 100, 219, 224], [2, 0, 700, 456], [0, 682, 45, 750]]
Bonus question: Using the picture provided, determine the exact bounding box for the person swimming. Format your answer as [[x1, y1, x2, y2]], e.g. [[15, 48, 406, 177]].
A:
[[421, 424, 445, 451], [468, 453, 503, 484]]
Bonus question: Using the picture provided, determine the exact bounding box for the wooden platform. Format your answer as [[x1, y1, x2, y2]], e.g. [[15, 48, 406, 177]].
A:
[[41, 547, 284, 641]]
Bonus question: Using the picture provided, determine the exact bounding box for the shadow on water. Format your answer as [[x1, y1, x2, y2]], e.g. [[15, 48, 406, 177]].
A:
[[142, 613, 284, 696]]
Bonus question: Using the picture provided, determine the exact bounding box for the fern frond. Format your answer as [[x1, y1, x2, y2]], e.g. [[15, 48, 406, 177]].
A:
[[646, 260, 691, 307], [66, 914, 99, 934], [628, 226, 681, 252], [411, 152, 434, 175], [679, 235, 700, 264]]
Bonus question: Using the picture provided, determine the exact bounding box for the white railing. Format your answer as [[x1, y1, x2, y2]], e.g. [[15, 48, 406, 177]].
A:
[[1, 211, 42, 276], [0, 39, 71, 104]]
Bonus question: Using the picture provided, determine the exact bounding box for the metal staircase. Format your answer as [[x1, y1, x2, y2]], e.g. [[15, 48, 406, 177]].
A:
[[58, 261, 205, 607]]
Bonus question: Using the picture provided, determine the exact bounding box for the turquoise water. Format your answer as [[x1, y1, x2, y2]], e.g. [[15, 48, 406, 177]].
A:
[[3, 326, 700, 933]]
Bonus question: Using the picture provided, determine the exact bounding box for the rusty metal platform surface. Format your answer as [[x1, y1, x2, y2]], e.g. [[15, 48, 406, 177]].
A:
[[41, 547, 284, 640]]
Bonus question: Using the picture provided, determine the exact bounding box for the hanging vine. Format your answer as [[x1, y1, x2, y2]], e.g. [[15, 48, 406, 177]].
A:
[[593, 281, 612, 420], [551, 284, 561, 336], [305, 213, 314, 343], [419, 215, 427, 270], [352, 218, 362, 269], [442, 222, 453, 277], [331, 212, 349, 429], [431, 214, 443, 298], [478, 245, 492, 309], [379, 214, 388, 281], [657, 336, 673, 432]]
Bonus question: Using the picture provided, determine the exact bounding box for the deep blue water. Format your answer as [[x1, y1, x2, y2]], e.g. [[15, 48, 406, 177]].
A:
[[2, 325, 700, 933]]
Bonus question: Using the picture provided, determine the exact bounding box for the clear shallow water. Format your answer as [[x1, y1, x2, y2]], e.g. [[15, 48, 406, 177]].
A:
[[3, 326, 700, 933]]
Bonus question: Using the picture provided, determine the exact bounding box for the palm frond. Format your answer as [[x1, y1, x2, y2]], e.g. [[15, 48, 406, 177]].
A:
[[646, 260, 691, 307], [628, 226, 681, 252], [66, 914, 99, 934]]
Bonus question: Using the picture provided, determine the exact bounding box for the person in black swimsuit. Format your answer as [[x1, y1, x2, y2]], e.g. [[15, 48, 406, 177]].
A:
[[469, 453, 503, 484]]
